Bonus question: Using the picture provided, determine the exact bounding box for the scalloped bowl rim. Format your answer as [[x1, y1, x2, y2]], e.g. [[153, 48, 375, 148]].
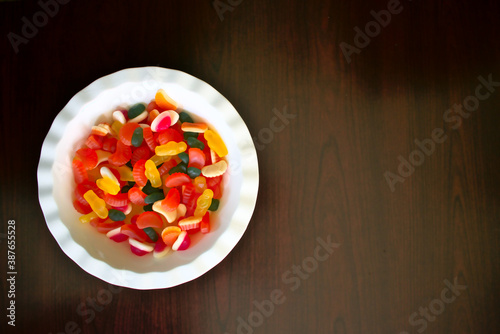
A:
[[37, 67, 259, 289]]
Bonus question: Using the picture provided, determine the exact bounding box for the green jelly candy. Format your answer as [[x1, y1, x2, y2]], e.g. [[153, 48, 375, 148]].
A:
[[183, 131, 198, 140], [131, 127, 143, 147], [187, 167, 201, 179], [108, 209, 126, 222], [169, 162, 187, 174], [143, 203, 154, 212], [208, 199, 220, 211], [142, 181, 162, 195], [187, 136, 204, 150], [143, 227, 158, 242], [128, 103, 146, 119], [178, 152, 189, 164], [179, 111, 194, 123], [121, 185, 132, 193], [144, 192, 165, 204]]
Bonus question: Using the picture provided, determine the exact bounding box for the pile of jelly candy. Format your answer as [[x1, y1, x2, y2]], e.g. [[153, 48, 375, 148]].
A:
[[72, 89, 228, 257]]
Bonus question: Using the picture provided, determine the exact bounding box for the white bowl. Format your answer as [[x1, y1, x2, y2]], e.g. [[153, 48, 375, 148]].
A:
[[37, 67, 259, 289]]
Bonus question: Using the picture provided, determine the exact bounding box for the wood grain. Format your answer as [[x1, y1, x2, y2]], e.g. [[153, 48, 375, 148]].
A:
[[1, 0, 499, 333]]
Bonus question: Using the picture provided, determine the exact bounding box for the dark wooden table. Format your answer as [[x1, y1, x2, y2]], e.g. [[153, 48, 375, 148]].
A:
[[1, 0, 499, 333]]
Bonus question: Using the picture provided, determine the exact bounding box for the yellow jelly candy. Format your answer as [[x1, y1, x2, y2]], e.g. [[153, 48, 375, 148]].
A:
[[79, 212, 98, 224], [194, 189, 213, 217], [96, 176, 120, 195], [155, 141, 187, 156], [204, 130, 228, 157], [149, 154, 171, 166], [145, 160, 162, 188], [115, 166, 135, 182], [83, 190, 108, 219]]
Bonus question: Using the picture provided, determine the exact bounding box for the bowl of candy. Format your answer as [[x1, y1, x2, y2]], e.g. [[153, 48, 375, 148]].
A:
[[37, 67, 259, 289]]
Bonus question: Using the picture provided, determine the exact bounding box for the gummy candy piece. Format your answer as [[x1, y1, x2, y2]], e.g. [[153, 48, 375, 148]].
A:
[[204, 130, 228, 157], [194, 189, 213, 217], [155, 89, 178, 110], [155, 141, 187, 156], [187, 167, 201, 180], [172, 231, 190, 251], [210, 148, 222, 164], [153, 239, 170, 258], [75, 148, 98, 170], [91, 124, 111, 137], [72, 159, 88, 184], [188, 148, 206, 170], [181, 122, 208, 133], [168, 162, 187, 174], [95, 150, 112, 165], [178, 111, 193, 123], [178, 152, 189, 164], [121, 224, 150, 243], [128, 187, 147, 205], [79, 211, 98, 224], [149, 154, 170, 166], [136, 211, 163, 229], [111, 121, 123, 136], [106, 227, 128, 243], [96, 176, 120, 195], [164, 173, 191, 187], [161, 226, 181, 247], [147, 101, 159, 112], [133, 160, 148, 187], [83, 190, 108, 219], [158, 128, 184, 144], [142, 127, 157, 152], [200, 212, 210, 234], [115, 166, 135, 182], [119, 123, 140, 146], [108, 141, 132, 167], [184, 131, 198, 140], [104, 192, 129, 207], [148, 109, 160, 124], [75, 181, 104, 205], [177, 203, 187, 219], [207, 175, 223, 199], [161, 188, 180, 212], [142, 181, 163, 195], [86, 134, 104, 150], [112, 203, 132, 215], [108, 209, 126, 221], [144, 191, 165, 205], [150, 112, 171, 132], [178, 216, 202, 231], [113, 110, 127, 124], [144, 160, 162, 188], [201, 160, 228, 178], [181, 183, 196, 205], [131, 127, 144, 147], [153, 200, 177, 223], [129, 111, 148, 123], [128, 103, 146, 119], [186, 136, 205, 150], [129, 238, 154, 256], [95, 220, 124, 234], [193, 176, 207, 193], [143, 227, 159, 242], [102, 137, 117, 153], [157, 159, 177, 176], [208, 198, 220, 211], [73, 200, 92, 214], [131, 146, 151, 167]]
